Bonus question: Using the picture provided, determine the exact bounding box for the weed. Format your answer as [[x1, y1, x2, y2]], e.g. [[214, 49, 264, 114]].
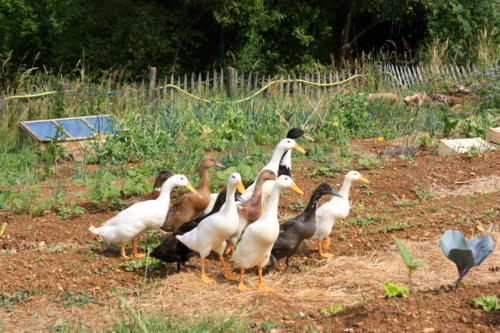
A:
[[289, 199, 306, 212], [0, 289, 38, 312], [358, 157, 380, 169], [361, 190, 374, 195], [261, 321, 281, 330], [320, 304, 343, 316], [382, 282, 409, 298], [120, 257, 171, 272], [472, 295, 500, 311], [428, 205, 439, 213], [74, 169, 126, 205], [53, 290, 99, 308]]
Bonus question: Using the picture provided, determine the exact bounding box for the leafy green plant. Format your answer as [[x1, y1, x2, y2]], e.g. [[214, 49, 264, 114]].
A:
[[440, 230, 494, 289], [55, 290, 100, 308], [382, 282, 409, 298], [74, 170, 126, 205], [358, 157, 380, 169], [1, 187, 42, 213], [320, 304, 343, 316], [0, 289, 38, 312], [261, 321, 281, 330], [120, 169, 154, 198], [119, 257, 170, 272], [467, 146, 480, 158], [472, 295, 500, 311], [56, 202, 85, 217], [393, 236, 426, 317], [289, 199, 305, 212]]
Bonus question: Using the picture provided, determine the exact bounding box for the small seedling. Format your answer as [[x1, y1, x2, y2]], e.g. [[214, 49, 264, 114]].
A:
[[472, 295, 500, 311], [320, 304, 343, 316], [393, 236, 425, 317], [382, 281, 409, 298]]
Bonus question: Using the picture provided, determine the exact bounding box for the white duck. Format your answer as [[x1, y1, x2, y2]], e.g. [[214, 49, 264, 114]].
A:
[[177, 172, 246, 283], [89, 174, 196, 259], [231, 175, 303, 291], [310, 171, 369, 257], [201, 138, 305, 215]]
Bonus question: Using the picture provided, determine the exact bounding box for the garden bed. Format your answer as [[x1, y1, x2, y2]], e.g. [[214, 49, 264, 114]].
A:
[[0, 137, 499, 332]]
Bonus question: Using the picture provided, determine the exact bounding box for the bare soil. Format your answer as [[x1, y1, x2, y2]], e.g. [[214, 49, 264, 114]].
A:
[[1, 138, 500, 332]]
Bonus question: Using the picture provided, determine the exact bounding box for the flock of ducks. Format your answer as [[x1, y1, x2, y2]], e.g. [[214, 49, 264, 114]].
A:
[[89, 129, 369, 290]]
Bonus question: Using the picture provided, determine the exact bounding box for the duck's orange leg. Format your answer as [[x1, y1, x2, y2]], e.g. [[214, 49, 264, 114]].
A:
[[258, 267, 275, 291], [318, 240, 334, 258], [219, 255, 239, 281], [120, 242, 132, 260], [132, 238, 146, 258], [322, 236, 331, 249], [238, 267, 250, 291], [200, 259, 215, 283]]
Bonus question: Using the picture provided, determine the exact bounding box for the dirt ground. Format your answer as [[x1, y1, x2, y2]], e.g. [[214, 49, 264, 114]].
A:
[[1, 138, 500, 332]]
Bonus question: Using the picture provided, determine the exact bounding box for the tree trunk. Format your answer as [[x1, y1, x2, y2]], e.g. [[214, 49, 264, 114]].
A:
[[335, 0, 356, 69]]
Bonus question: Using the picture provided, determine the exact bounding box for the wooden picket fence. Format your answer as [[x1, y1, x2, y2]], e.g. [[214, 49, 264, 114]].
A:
[[0, 64, 480, 121]]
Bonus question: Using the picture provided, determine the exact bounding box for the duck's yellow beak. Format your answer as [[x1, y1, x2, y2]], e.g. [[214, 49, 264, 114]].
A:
[[302, 134, 315, 142], [236, 181, 246, 194], [185, 182, 197, 193], [289, 182, 304, 194], [360, 175, 370, 184], [294, 144, 306, 154]]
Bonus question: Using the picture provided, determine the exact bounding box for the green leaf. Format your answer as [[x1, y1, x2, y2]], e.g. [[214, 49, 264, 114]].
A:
[[392, 236, 413, 266]]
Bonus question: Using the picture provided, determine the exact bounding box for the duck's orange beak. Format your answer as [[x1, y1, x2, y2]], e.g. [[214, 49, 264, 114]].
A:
[[293, 144, 306, 154], [289, 182, 304, 194], [186, 182, 197, 193], [236, 181, 246, 194]]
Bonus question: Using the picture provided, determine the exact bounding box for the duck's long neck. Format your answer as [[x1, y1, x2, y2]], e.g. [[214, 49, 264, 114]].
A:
[[296, 190, 322, 221], [334, 177, 352, 202], [197, 166, 209, 193], [264, 147, 288, 173], [247, 176, 267, 205], [152, 176, 163, 193], [221, 183, 237, 215], [280, 150, 292, 169], [260, 186, 282, 221], [157, 183, 174, 206]]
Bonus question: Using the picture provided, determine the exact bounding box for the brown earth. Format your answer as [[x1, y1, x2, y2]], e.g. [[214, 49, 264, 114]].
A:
[[1, 137, 499, 332]]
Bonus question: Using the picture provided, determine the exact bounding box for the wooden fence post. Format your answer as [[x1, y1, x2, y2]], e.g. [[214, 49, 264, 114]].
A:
[[58, 83, 70, 116], [227, 67, 236, 98], [148, 67, 156, 105]]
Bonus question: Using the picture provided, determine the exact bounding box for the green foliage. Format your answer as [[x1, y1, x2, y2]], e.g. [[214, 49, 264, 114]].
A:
[[289, 199, 306, 212], [320, 304, 343, 316], [111, 299, 253, 332], [1, 186, 42, 212], [358, 157, 380, 170], [56, 202, 85, 217], [0, 289, 38, 312], [119, 257, 170, 272], [472, 295, 500, 311], [74, 170, 126, 205], [382, 282, 409, 298], [54, 290, 99, 308], [393, 236, 425, 316], [120, 170, 154, 198], [393, 236, 426, 273]]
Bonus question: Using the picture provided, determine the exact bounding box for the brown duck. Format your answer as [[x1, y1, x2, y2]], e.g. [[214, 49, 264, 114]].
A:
[[161, 157, 224, 232], [226, 169, 277, 254], [124, 170, 174, 209]]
